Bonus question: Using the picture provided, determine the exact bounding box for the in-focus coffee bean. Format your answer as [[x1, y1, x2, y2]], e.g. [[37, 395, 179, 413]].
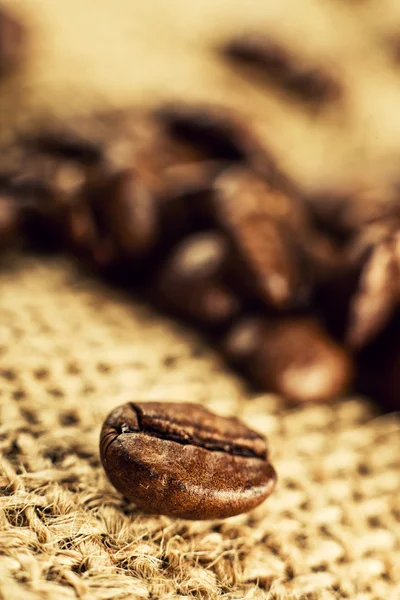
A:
[[100, 401, 276, 520]]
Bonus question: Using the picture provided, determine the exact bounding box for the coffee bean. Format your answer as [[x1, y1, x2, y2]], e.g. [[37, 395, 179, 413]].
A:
[[306, 183, 400, 246], [213, 167, 312, 308], [0, 192, 19, 247], [100, 401, 276, 519], [154, 102, 253, 162], [153, 102, 286, 185], [223, 316, 353, 402], [346, 232, 400, 349], [64, 200, 100, 253], [152, 232, 240, 326], [25, 129, 103, 166], [151, 161, 223, 243], [91, 169, 158, 259], [222, 33, 342, 105], [357, 316, 400, 411]]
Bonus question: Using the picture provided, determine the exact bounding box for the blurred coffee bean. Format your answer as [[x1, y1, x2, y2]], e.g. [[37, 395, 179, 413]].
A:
[[222, 33, 342, 105], [152, 231, 240, 326], [0, 6, 27, 76], [0, 191, 20, 247], [16, 153, 88, 209], [154, 161, 228, 242], [213, 167, 312, 308], [64, 200, 99, 253], [152, 102, 291, 188], [221, 317, 262, 366], [25, 129, 104, 166], [160, 160, 227, 199], [357, 316, 400, 411], [90, 169, 158, 260], [306, 184, 400, 240], [223, 316, 353, 403], [303, 233, 345, 285], [0, 167, 66, 253], [154, 102, 254, 162], [344, 224, 400, 349]]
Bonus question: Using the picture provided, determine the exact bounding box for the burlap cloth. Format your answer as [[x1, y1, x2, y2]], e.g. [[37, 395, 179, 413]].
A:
[[0, 2, 400, 599]]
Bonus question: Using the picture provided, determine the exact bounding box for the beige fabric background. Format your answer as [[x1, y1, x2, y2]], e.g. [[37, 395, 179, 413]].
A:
[[0, 1, 400, 599]]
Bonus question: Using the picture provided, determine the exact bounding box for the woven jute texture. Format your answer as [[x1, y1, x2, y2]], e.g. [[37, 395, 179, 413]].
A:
[[1, 1, 400, 599], [0, 258, 399, 600]]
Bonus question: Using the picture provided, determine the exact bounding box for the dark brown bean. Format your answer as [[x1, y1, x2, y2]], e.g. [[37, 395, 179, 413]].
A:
[[154, 161, 224, 241], [24, 129, 103, 166], [100, 401, 276, 520], [330, 221, 400, 350], [222, 33, 342, 104], [306, 184, 400, 240], [154, 102, 255, 162], [0, 192, 19, 247], [346, 235, 400, 349], [213, 167, 312, 308], [223, 316, 353, 403], [91, 169, 158, 259], [152, 102, 290, 188], [152, 232, 240, 326], [357, 317, 400, 411]]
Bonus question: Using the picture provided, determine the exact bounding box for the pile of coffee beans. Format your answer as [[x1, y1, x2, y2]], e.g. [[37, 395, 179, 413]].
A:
[[2, 94, 398, 409], [2, 11, 400, 400], [0, 104, 357, 404]]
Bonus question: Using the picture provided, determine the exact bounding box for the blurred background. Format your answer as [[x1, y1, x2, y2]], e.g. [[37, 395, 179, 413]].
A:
[[4, 0, 400, 194]]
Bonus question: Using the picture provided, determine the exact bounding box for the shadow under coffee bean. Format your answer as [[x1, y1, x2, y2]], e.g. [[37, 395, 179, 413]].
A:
[[100, 402, 276, 520]]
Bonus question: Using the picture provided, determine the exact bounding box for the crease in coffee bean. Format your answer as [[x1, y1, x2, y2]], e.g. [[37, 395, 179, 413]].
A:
[[99, 430, 119, 458], [108, 402, 268, 460]]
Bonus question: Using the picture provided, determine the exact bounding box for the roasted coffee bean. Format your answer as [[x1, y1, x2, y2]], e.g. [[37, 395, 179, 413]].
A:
[[222, 33, 342, 104], [357, 317, 400, 411], [25, 129, 103, 166], [0, 171, 64, 253], [64, 200, 101, 254], [344, 224, 400, 349], [153, 161, 224, 241], [91, 169, 158, 259], [152, 232, 240, 326], [152, 102, 288, 187], [306, 184, 400, 240], [222, 316, 353, 403], [0, 192, 20, 247], [0, 7, 27, 76], [161, 161, 228, 193], [154, 102, 254, 162], [213, 167, 312, 308], [100, 401, 276, 519], [15, 154, 88, 209]]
